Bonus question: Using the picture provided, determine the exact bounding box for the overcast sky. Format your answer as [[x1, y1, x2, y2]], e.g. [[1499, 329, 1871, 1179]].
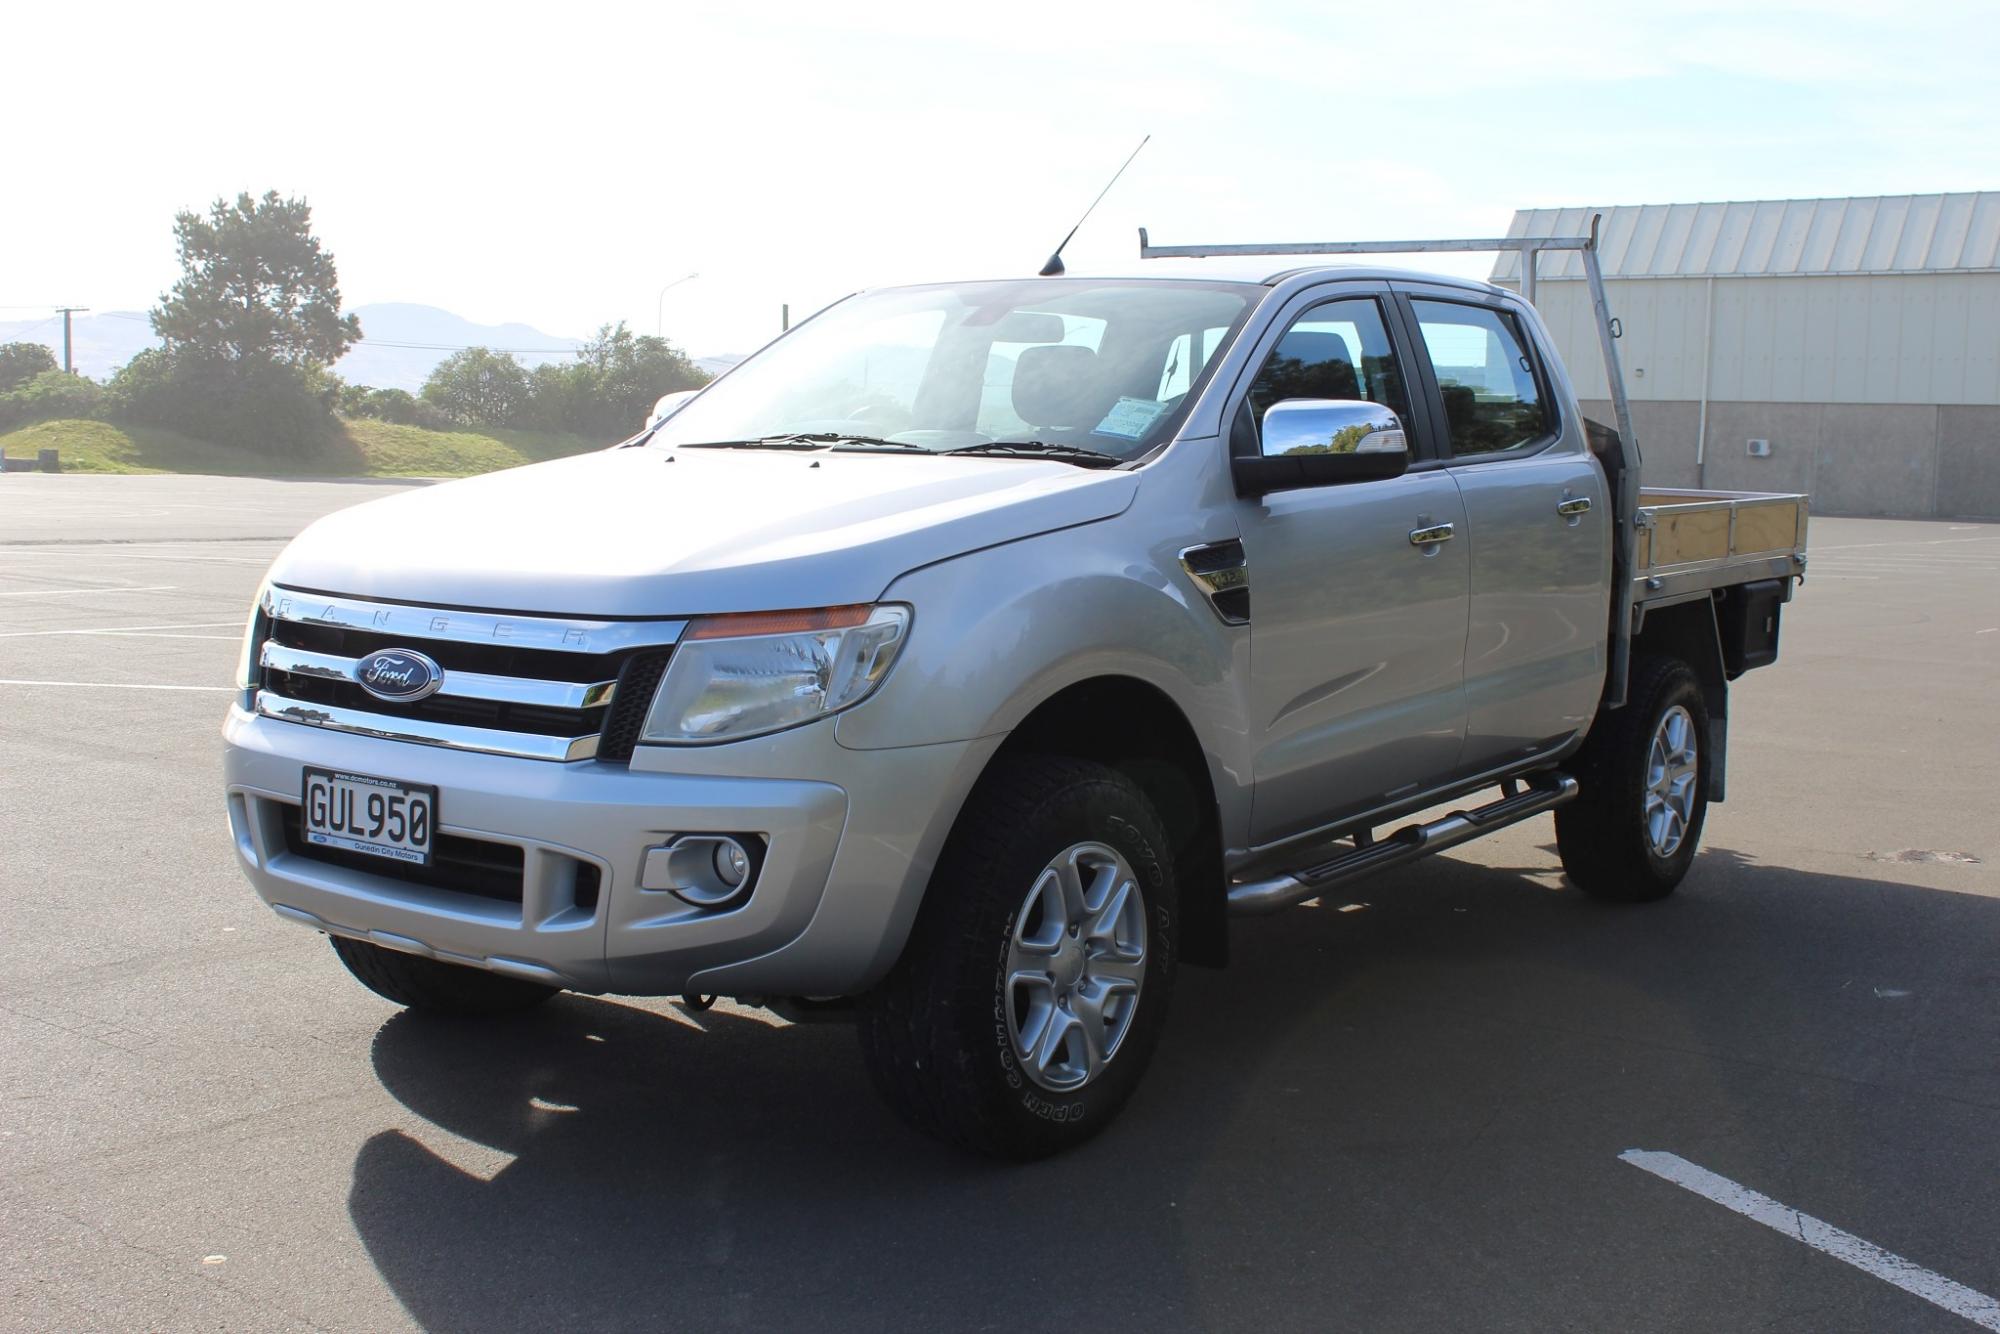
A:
[[8, 0, 1997, 356]]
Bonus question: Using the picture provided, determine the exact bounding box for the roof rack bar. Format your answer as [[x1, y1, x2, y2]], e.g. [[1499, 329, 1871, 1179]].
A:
[[1136, 228, 1596, 259]]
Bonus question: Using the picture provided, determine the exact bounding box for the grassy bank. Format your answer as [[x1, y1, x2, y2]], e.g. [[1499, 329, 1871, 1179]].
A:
[[0, 418, 610, 478]]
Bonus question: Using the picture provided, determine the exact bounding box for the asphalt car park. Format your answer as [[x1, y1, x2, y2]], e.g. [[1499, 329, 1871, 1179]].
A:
[[3, 473, 1998, 1332]]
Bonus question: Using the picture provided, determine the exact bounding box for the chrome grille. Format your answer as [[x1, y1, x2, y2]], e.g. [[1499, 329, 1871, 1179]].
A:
[[254, 589, 683, 762]]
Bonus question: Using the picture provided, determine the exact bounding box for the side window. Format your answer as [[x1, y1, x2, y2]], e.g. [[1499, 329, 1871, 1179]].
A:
[[1409, 300, 1550, 457], [1246, 297, 1411, 434]]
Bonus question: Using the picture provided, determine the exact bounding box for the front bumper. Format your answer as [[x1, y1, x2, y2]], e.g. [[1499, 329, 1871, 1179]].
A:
[[223, 707, 992, 996]]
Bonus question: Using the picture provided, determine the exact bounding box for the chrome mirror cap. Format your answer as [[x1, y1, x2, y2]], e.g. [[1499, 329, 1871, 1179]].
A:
[[1234, 399, 1411, 496], [1261, 398, 1407, 459]]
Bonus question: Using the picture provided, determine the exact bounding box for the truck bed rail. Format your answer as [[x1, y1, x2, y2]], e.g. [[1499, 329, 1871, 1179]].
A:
[[1633, 489, 1809, 606]]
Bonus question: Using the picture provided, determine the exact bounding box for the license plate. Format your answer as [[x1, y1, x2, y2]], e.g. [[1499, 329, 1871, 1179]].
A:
[[302, 768, 436, 866]]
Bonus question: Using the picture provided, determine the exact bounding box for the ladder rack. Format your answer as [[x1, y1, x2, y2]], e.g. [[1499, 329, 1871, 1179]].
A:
[[1137, 215, 1644, 707]]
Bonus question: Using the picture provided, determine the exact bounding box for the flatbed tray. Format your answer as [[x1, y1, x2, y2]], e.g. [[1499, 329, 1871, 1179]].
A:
[[1632, 488, 1809, 605]]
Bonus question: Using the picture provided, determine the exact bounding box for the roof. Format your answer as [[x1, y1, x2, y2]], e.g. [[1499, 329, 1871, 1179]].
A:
[[1491, 193, 2000, 282]]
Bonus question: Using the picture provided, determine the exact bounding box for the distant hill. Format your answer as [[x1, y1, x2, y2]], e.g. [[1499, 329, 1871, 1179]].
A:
[[333, 304, 583, 391], [0, 305, 734, 392]]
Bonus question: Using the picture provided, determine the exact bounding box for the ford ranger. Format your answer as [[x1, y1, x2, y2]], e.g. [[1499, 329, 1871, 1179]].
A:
[[223, 222, 1807, 1158]]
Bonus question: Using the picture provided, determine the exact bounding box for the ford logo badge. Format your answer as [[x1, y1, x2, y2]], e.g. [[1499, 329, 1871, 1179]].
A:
[[354, 648, 444, 702]]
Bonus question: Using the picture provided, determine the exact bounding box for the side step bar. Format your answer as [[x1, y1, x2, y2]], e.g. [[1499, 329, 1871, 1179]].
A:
[[1227, 774, 1580, 917]]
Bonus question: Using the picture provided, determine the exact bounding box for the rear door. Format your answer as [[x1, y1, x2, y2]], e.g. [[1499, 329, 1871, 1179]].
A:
[[1232, 284, 1471, 846], [1398, 288, 1610, 776]]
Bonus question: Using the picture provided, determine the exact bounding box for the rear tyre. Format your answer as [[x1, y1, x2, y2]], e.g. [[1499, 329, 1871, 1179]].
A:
[[329, 936, 559, 1015], [1555, 655, 1710, 902], [858, 756, 1178, 1159]]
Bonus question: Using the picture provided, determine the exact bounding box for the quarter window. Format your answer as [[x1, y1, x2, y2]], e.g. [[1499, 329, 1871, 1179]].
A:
[[1410, 300, 1550, 457]]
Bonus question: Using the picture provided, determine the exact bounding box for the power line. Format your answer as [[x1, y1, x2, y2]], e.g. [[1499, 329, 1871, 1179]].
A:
[[2, 316, 61, 341], [92, 311, 581, 355], [347, 339, 582, 354]]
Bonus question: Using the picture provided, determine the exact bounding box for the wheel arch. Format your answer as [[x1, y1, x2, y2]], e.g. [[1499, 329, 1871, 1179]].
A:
[[1630, 595, 1729, 802], [993, 675, 1229, 968]]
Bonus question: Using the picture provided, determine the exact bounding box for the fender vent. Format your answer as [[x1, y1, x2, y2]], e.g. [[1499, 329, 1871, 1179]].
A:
[[1179, 540, 1250, 625]]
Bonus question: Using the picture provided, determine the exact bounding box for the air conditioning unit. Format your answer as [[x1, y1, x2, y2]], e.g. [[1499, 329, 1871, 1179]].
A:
[[1747, 439, 1772, 458]]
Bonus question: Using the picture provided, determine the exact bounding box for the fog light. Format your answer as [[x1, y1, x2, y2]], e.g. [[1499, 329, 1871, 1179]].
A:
[[639, 834, 763, 910], [714, 839, 751, 889]]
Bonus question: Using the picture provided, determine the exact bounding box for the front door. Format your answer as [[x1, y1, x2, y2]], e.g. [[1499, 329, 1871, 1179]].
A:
[[1235, 290, 1471, 846]]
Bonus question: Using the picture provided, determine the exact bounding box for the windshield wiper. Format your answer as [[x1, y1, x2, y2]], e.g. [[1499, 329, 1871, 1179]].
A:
[[677, 433, 930, 453], [942, 440, 1125, 469]]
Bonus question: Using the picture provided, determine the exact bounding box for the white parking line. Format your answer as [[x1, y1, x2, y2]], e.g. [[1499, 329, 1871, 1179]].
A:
[[0, 584, 179, 598], [0, 621, 242, 639], [0, 549, 274, 566], [1811, 536, 2000, 552], [1620, 1150, 2000, 1330], [0, 679, 233, 692]]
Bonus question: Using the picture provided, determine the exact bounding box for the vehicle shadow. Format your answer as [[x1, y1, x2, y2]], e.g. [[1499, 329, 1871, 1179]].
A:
[[349, 845, 2000, 1333]]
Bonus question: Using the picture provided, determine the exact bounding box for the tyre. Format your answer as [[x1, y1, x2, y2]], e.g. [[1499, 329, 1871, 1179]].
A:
[[1555, 655, 1710, 902], [329, 936, 559, 1015], [858, 756, 1179, 1159]]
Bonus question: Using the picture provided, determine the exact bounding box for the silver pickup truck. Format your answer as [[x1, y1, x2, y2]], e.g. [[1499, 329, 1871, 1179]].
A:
[[223, 224, 1807, 1158]]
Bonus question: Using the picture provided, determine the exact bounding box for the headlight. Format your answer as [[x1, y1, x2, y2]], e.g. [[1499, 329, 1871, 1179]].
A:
[[235, 584, 272, 704], [640, 604, 910, 744]]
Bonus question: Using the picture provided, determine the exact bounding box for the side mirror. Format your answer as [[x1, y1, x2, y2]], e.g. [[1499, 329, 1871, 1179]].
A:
[[646, 389, 700, 429], [1232, 399, 1410, 497]]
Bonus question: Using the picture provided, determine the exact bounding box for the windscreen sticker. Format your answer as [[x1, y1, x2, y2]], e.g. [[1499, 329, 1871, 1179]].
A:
[[1092, 397, 1171, 440]]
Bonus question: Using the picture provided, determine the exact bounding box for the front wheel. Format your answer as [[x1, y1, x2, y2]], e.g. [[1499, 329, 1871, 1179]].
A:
[[1555, 655, 1710, 902], [858, 756, 1178, 1159]]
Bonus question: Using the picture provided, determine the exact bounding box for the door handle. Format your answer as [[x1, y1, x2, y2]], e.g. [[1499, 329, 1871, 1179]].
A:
[[1409, 522, 1455, 546], [1557, 496, 1592, 517]]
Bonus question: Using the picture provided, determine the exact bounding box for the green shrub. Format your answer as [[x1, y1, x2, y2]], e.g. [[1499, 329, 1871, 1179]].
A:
[[0, 369, 107, 430], [410, 397, 456, 431], [108, 348, 335, 456], [420, 347, 534, 427], [0, 342, 60, 393], [530, 324, 707, 439], [340, 386, 423, 425]]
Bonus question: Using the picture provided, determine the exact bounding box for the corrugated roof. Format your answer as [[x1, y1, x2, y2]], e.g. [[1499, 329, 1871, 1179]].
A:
[[1490, 193, 2000, 281]]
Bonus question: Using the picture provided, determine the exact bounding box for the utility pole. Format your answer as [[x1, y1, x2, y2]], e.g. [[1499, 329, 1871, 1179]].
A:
[[55, 307, 88, 374]]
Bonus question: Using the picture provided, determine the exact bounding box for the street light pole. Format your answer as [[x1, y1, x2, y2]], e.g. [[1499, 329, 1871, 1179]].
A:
[[656, 272, 699, 337]]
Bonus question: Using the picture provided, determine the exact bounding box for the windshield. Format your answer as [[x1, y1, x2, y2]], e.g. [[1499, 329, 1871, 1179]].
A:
[[650, 279, 1261, 463]]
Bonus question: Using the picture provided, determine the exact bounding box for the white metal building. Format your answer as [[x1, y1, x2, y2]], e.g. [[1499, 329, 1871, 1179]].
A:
[[1492, 193, 2000, 517]]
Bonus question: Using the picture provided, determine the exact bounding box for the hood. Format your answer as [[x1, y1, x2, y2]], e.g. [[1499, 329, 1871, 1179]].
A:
[[268, 445, 1138, 616]]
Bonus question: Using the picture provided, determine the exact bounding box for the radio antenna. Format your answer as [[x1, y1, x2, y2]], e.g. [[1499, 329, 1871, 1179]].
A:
[[1039, 134, 1151, 277]]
